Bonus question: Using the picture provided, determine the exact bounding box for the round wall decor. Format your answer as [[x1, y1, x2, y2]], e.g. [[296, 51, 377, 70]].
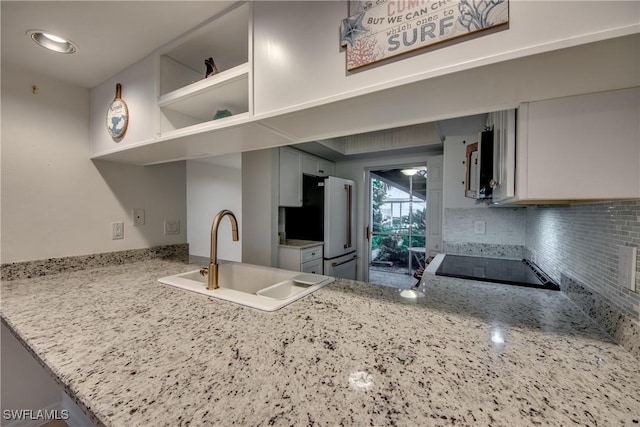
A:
[[106, 83, 129, 139]]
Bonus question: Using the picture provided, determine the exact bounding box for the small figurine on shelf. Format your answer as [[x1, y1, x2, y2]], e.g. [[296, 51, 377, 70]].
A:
[[213, 109, 232, 120], [204, 57, 219, 78]]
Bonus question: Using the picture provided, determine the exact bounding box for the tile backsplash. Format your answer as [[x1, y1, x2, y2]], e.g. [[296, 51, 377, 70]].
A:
[[444, 207, 527, 245], [525, 201, 640, 319], [443, 202, 640, 321]]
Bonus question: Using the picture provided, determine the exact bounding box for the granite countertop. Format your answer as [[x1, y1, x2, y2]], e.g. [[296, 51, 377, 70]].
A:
[[1, 259, 640, 426], [278, 239, 324, 249]]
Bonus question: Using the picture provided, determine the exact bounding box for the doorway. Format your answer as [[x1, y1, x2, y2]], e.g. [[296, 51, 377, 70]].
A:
[[367, 165, 427, 288]]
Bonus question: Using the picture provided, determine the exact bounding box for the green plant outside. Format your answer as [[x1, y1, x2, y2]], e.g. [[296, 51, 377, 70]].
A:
[[370, 177, 426, 267]]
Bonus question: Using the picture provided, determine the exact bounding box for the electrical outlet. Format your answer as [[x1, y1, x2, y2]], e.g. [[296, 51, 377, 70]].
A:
[[164, 220, 180, 236], [618, 245, 637, 291], [473, 220, 486, 235], [111, 222, 124, 240], [132, 208, 145, 226]]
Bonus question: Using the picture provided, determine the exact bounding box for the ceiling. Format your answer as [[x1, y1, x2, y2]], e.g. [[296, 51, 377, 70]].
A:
[[373, 169, 428, 200], [293, 114, 487, 161], [1, 1, 237, 88]]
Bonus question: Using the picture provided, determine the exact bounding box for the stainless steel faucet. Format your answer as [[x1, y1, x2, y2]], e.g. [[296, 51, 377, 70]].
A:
[[206, 210, 239, 290]]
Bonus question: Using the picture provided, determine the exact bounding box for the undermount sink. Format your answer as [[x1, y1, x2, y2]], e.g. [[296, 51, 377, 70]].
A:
[[158, 261, 334, 311]]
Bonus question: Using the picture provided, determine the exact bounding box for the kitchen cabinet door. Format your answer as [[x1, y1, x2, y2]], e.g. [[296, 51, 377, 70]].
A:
[[317, 159, 334, 177], [493, 87, 640, 204], [278, 244, 323, 273], [490, 109, 516, 202], [525, 88, 639, 200], [302, 154, 335, 177], [302, 155, 317, 176]]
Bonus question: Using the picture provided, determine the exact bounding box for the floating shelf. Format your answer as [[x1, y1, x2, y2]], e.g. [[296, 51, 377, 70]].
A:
[[158, 62, 250, 122], [159, 111, 252, 141]]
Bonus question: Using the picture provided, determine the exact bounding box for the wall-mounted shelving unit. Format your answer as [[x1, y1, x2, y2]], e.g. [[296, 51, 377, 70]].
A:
[[158, 62, 250, 139], [158, 2, 251, 134], [90, 2, 260, 164]]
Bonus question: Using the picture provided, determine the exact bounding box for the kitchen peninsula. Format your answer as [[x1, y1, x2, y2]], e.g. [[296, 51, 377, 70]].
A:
[[1, 259, 639, 426]]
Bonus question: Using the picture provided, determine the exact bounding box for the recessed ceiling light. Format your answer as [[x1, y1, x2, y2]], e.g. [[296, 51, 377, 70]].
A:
[[27, 30, 77, 54]]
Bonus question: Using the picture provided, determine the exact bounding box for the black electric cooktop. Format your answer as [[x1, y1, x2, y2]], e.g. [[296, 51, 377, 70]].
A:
[[435, 255, 560, 291]]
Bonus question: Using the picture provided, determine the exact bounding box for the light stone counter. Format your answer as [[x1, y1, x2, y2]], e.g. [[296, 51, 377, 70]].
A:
[[278, 239, 324, 249], [1, 259, 639, 426]]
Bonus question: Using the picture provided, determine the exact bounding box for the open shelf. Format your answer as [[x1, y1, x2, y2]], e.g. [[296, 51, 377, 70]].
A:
[[158, 2, 250, 134], [159, 62, 249, 121], [159, 111, 251, 140]]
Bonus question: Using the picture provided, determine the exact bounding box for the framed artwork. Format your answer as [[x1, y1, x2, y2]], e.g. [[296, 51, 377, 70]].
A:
[[341, 0, 509, 71]]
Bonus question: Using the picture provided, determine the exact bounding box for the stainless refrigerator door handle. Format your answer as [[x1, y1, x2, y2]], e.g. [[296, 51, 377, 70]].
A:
[[344, 184, 352, 249], [332, 256, 358, 268]]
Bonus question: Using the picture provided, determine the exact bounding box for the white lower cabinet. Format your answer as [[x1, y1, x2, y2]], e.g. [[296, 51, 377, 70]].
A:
[[278, 244, 323, 274], [301, 258, 323, 274]]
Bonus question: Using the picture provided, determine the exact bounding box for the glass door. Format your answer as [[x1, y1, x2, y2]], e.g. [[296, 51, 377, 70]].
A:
[[367, 166, 427, 288]]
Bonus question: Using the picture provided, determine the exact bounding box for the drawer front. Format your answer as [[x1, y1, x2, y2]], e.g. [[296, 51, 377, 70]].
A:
[[301, 245, 322, 263], [301, 259, 323, 275]]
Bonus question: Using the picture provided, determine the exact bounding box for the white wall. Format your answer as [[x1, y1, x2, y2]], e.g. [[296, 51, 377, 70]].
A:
[[89, 54, 157, 156], [186, 155, 242, 261], [1, 64, 187, 263], [336, 150, 438, 280], [253, 1, 639, 116], [241, 148, 279, 267]]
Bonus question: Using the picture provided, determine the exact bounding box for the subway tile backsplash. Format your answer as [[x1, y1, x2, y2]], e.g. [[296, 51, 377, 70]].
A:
[[444, 207, 527, 245], [525, 201, 640, 319]]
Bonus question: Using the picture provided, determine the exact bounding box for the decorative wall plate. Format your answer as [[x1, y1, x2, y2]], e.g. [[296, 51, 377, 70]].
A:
[[106, 83, 129, 139]]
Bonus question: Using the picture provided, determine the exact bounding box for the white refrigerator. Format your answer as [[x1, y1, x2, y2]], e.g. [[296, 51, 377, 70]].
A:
[[323, 177, 357, 279]]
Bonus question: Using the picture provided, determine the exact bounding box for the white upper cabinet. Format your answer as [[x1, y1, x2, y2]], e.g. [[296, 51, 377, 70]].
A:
[[302, 154, 334, 177], [494, 87, 640, 204], [279, 147, 335, 207]]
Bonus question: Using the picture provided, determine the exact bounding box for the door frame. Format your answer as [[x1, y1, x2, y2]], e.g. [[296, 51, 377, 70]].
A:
[[362, 162, 428, 283]]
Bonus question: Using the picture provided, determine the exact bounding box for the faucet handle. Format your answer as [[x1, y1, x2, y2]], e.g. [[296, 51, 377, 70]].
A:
[[199, 267, 209, 277]]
